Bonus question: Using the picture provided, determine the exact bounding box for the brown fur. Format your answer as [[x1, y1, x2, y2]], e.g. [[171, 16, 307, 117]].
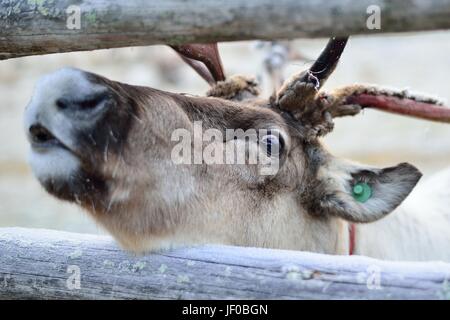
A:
[[25, 68, 422, 255]]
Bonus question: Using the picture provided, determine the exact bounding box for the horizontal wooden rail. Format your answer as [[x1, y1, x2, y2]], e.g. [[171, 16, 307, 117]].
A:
[[1, 0, 450, 60], [0, 228, 449, 299]]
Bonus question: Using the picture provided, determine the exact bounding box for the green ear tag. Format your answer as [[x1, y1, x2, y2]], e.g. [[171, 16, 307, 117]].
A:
[[352, 182, 372, 203]]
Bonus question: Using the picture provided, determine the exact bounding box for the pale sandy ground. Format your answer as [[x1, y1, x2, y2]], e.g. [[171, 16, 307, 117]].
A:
[[0, 31, 449, 234]]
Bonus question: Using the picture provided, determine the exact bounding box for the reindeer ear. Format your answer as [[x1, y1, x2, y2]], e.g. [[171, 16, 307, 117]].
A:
[[305, 160, 422, 223]]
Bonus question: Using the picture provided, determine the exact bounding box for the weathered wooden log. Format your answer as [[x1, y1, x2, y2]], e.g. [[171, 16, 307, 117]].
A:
[[1, 0, 450, 60], [0, 228, 449, 299]]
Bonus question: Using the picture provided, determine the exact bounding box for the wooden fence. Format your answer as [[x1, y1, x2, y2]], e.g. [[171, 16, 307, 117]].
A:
[[0, 228, 449, 299], [1, 0, 450, 59]]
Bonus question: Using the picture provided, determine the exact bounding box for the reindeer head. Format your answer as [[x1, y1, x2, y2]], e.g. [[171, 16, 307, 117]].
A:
[[25, 38, 447, 253]]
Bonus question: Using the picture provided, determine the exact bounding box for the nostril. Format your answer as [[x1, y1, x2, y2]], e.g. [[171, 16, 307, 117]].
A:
[[29, 124, 55, 143]]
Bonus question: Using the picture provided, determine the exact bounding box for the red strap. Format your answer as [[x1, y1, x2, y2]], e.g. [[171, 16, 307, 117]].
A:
[[349, 223, 356, 255]]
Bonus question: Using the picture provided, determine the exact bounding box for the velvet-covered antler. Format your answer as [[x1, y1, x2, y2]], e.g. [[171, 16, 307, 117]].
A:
[[171, 43, 260, 100], [328, 85, 450, 123], [273, 37, 449, 139], [272, 37, 349, 138], [172, 40, 450, 126], [275, 37, 348, 113]]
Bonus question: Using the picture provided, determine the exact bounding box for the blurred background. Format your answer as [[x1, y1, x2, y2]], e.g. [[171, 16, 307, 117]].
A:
[[1, 31, 449, 235]]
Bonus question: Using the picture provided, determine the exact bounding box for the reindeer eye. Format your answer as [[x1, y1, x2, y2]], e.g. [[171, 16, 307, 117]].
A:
[[260, 133, 283, 157]]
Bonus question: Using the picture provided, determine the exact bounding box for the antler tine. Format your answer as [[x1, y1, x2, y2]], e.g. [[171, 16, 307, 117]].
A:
[[177, 54, 216, 85], [328, 85, 450, 123], [276, 37, 349, 112], [171, 43, 225, 85], [306, 36, 348, 88], [350, 94, 450, 123]]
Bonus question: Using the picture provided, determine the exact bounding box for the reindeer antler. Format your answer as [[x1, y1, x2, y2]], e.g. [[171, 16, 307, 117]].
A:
[[171, 43, 225, 85], [274, 37, 449, 139], [328, 85, 450, 123], [275, 37, 348, 112], [172, 40, 450, 124], [172, 43, 260, 100]]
